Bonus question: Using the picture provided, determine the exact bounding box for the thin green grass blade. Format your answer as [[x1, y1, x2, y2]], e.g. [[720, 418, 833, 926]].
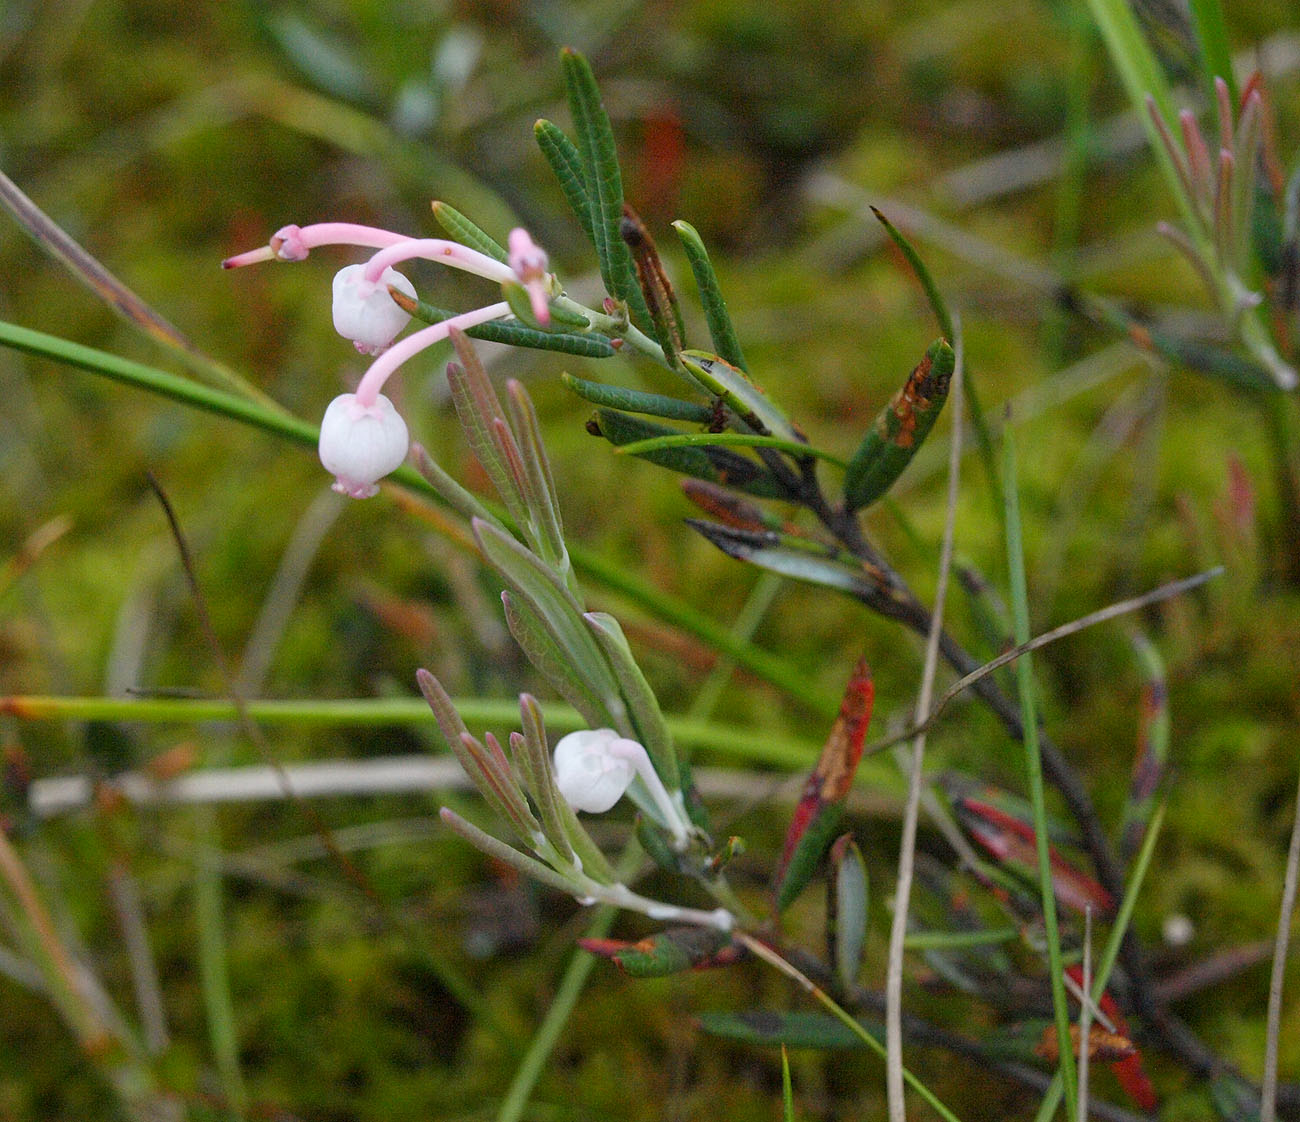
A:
[[1187, 0, 1237, 108], [782, 1046, 796, 1122], [871, 207, 954, 341], [1085, 0, 1204, 238], [672, 220, 749, 372], [1003, 419, 1077, 1118], [0, 320, 833, 717], [431, 200, 508, 262]]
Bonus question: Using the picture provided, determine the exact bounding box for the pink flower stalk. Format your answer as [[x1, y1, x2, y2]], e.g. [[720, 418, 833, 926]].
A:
[[221, 223, 411, 269]]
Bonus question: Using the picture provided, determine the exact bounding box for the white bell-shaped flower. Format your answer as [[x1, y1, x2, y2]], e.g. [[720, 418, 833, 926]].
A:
[[318, 392, 410, 499], [332, 264, 417, 355], [552, 728, 639, 814]]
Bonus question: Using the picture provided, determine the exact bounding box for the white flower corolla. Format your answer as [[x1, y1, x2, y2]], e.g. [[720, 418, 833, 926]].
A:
[[318, 392, 410, 499], [552, 728, 640, 814], [332, 264, 417, 355]]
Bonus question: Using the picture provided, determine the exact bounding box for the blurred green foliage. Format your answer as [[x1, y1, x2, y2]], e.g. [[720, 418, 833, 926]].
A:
[[2, 0, 1300, 1119]]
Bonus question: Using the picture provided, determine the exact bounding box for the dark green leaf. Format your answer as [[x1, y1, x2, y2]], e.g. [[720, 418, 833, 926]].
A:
[[844, 339, 954, 512], [695, 1011, 869, 1050], [431, 200, 508, 263], [592, 409, 789, 499], [562, 372, 713, 423], [395, 289, 616, 358], [673, 220, 749, 372], [580, 926, 741, 977], [534, 119, 595, 246]]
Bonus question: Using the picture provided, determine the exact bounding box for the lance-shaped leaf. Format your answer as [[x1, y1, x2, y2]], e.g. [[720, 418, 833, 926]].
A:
[[534, 119, 595, 246], [474, 520, 623, 723], [583, 611, 680, 793], [419, 669, 539, 842], [843, 339, 954, 512], [446, 338, 529, 529], [591, 409, 789, 499], [673, 220, 748, 372], [430, 200, 507, 263], [696, 1010, 868, 1050], [1119, 631, 1169, 862], [828, 834, 869, 992], [687, 522, 919, 628], [771, 661, 874, 914], [679, 349, 803, 446], [871, 207, 954, 340], [579, 926, 741, 977], [950, 789, 1114, 917], [560, 48, 652, 330], [393, 288, 617, 357], [500, 594, 605, 728], [562, 372, 714, 424], [440, 807, 580, 898], [505, 380, 570, 580]]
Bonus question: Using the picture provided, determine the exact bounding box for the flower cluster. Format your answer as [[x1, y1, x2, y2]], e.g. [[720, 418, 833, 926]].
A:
[[224, 221, 555, 497]]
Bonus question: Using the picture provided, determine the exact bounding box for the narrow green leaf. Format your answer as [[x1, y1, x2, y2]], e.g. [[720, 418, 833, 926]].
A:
[[782, 1047, 796, 1122], [672, 220, 749, 372], [511, 699, 573, 864], [440, 808, 580, 897], [583, 612, 680, 792], [829, 834, 869, 992], [534, 119, 595, 246], [431, 200, 508, 263], [560, 48, 653, 329], [504, 380, 570, 579], [696, 1010, 867, 1050], [410, 444, 500, 529], [445, 334, 528, 527], [397, 290, 617, 358], [680, 350, 802, 445], [1119, 631, 1169, 861], [562, 372, 713, 423], [592, 409, 789, 499], [615, 431, 846, 469], [501, 592, 612, 732], [1003, 419, 1077, 1116], [473, 519, 622, 720], [844, 340, 954, 512], [687, 521, 892, 602]]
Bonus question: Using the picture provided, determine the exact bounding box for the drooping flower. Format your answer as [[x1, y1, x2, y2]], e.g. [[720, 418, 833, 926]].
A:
[[332, 264, 417, 355], [317, 392, 410, 499], [552, 728, 639, 813], [552, 728, 692, 847], [225, 220, 558, 496]]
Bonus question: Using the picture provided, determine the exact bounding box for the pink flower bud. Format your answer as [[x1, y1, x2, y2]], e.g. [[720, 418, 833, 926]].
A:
[[552, 728, 639, 814], [318, 392, 410, 499], [332, 264, 417, 355]]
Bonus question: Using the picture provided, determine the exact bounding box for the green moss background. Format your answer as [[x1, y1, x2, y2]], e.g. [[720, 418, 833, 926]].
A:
[[2, 1, 1300, 1118]]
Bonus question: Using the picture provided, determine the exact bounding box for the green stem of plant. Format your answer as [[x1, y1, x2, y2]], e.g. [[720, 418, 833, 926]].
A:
[[0, 320, 835, 718], [1002, 421, 1077, 1119]]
